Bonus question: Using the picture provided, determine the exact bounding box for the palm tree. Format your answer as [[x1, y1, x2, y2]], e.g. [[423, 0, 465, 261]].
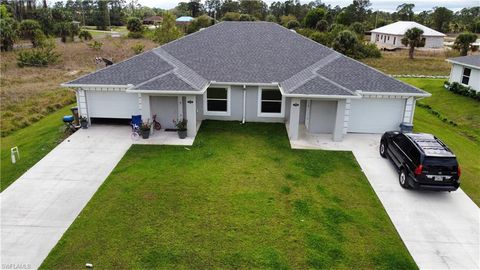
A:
[[401, 27, 425, 59]]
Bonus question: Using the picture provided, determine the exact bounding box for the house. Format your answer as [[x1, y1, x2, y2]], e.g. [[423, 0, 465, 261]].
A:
[[143, 15, 163, 25], [446, 55, 480, 92], [175, 16, 194, 25], [63, 22, 429, 142], [370, 21, 445, 49]]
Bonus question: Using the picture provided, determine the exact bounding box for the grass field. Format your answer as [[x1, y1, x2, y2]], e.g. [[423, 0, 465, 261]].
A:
[[401, 78, 480, 206], [1, 105, 74, 191], [0, 37, 156, 137], [361, 49, 459, 76], [41, 122, 416, 269]]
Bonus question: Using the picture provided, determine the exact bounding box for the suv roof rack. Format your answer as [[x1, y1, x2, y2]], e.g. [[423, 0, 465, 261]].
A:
[[405, 133, 455, 157]]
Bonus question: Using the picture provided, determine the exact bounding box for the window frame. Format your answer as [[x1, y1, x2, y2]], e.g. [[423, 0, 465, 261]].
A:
[[203, 86, 231, 116], [461, 67, 471, 85], [257, 87, 285, 118]]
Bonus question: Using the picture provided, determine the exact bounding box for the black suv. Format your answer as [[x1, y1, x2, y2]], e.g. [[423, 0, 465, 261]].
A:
[[380, 132, 460, 191]]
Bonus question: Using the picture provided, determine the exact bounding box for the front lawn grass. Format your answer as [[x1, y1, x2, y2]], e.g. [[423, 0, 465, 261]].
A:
[[41, 121, 416, 269], [400, 78, 480, 206], [1, 105, 74, 191]]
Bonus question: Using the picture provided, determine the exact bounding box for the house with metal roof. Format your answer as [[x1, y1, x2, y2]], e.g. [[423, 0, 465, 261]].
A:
[[63, 22, 429, 142], [370, 21, 445, 49], [446, 55, 480, 92]]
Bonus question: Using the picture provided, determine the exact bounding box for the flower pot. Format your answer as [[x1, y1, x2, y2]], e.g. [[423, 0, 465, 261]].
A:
[[141, 129, 150, 139], [80, 121, 88, 129], [178, 130, 187, 139]]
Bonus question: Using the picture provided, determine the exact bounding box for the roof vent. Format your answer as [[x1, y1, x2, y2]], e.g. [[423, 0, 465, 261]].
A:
[[290, 29, 296, 33]]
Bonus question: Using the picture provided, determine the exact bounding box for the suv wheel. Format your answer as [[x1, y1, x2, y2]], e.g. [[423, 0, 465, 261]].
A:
[[379, 141, 387, 158], [399, 169, 410, 189]]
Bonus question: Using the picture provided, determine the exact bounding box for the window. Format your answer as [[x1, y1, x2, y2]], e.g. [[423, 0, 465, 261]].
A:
[[204, 87, 230, 115], [376, 34, 379, 41], [258, 88, 284, 117], [462, 68, 471, 85], [393, 37, 396, 44]]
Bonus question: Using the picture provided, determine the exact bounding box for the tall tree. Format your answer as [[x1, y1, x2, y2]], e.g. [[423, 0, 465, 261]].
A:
[[154, 11, 182, 44], [188, 0, 201, 17], [304, 7, 325, 28], [431, 6, 453, 33], [401, 27, 424, 59], [96, 0, 111, 30], [396, 3, 414, 21]]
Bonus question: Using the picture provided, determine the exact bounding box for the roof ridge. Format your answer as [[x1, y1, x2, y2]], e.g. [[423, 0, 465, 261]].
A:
[[315, 74, 356, 95], [153, 48, 208, 90], [281, 52, 341, 93]]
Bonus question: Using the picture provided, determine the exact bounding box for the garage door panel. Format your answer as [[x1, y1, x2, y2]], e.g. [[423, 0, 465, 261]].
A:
[[349, 98, 405, 133], [87, 91, 139, 118]]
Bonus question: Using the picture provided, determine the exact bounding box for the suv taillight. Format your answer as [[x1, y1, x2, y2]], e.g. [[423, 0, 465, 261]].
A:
[[414, 164, 423, 176], [458, 165, 461, 177]]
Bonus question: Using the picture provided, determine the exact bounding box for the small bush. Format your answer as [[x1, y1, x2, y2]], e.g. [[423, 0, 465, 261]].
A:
[[78, 30, 92, 41], [286, 20, 300, 29], [417, 102, 458, 126], [310, 31, 333, 46], [355, 42, 381, 59], [88, 40, 103, 50], [17, 43, 60, 67], [131, 43, 145, 54], [127, 31, 143, 39]]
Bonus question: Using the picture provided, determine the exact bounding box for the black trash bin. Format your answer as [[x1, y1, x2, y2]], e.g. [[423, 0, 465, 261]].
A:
[[399, 122, 413, 133]]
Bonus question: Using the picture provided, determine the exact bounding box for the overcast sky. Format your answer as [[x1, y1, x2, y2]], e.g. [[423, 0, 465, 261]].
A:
[[145, 0, 478, 12]]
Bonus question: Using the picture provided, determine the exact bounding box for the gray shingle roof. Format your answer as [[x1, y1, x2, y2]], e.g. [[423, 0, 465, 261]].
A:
[[448, 56, 480, 68], [289, 76, 356, 96], [67, 51, 173, 85], [64, 21, 425, 96], [133, 72, 196, 90]]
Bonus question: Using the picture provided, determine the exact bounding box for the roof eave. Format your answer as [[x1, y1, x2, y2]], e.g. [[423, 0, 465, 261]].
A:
[[60, 83, 131, 89], [445, 59, 480, 70], [356, 90, 431, 97]]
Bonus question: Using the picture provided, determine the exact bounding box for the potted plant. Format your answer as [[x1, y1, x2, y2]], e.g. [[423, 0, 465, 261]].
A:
[[80, 116, 88, 129], [174, 119, 188, 139], [140, 121, 151, 139]]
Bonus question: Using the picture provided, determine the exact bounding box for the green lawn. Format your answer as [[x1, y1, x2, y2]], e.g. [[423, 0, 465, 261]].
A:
[[401, 78, 480, 206], [1, 105, 74, 191], [41, 121, 416, 269]]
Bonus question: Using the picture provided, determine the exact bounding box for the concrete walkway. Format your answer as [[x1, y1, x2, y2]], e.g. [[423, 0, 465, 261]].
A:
[[292, 134, 479, 270], [1, 126, 132, 269]]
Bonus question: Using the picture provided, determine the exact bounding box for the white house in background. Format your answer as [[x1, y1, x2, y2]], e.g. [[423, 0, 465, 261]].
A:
[[446, 55, 480, 92], [63, 22, 429, 143], [370, 21, 446, 49]]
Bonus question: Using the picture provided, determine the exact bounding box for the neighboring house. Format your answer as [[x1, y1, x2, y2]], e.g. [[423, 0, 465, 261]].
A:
[[446, 55, 480, 92], [63, 22, 429, 142], [143, 15, 163, 25], [176, 16, 194, 25], [370, 21, 445, 49]]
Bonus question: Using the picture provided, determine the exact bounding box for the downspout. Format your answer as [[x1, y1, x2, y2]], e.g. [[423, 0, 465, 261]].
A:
[[242, 85, 246, 124]]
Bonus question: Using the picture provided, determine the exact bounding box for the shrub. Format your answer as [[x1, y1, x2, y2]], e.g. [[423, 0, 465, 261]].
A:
[[127, 31, 143, 38], [239, 14, 255, 21], [315, 20, 328, 32], [280, 15, 296, 26], [32, 28, 46, 47], [78, 30, 92, 41], [286, 20, 300, 29], [88, 40, 103, 50], [266, 14, 277, 22], [131, 43, 145, 54], [126, 17, 143, 33], [355, 42, 381, 59], [19, 19, 43, 46], [17, 40, 59, 67], [0, 16, 18, 51], [310, 31, 333, 46], [453, 32, 477, 56], [332, 30, 358, 56], [222, 12, 241, 21], [446, 82, 480, 101], [349, 22, 364, 35]]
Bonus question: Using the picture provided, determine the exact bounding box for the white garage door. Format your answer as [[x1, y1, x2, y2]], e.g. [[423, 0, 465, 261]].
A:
[[349, 98, 405, 133], [86, 91, 139, 118]]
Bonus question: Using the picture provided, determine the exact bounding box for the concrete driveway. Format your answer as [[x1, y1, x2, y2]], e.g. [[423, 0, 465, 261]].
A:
[[293, 134, 479, 269], [1, 126, 132, 269]]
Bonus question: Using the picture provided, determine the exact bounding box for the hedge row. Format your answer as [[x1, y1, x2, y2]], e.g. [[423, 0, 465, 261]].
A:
[[444, 81, 480, 101], [417, 103, 458, 127]]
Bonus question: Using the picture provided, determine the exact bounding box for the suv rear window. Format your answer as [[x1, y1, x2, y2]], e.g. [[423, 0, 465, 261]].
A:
[[423, 157, 458, 171]]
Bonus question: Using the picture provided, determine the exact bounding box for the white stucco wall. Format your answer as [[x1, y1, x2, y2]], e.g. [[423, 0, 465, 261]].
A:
[[449, 63, 480, 92], [371, 32, 444, 48]]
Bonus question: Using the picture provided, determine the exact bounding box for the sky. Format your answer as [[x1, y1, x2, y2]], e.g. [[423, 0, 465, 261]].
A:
[[147, 0, 478, 12]]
